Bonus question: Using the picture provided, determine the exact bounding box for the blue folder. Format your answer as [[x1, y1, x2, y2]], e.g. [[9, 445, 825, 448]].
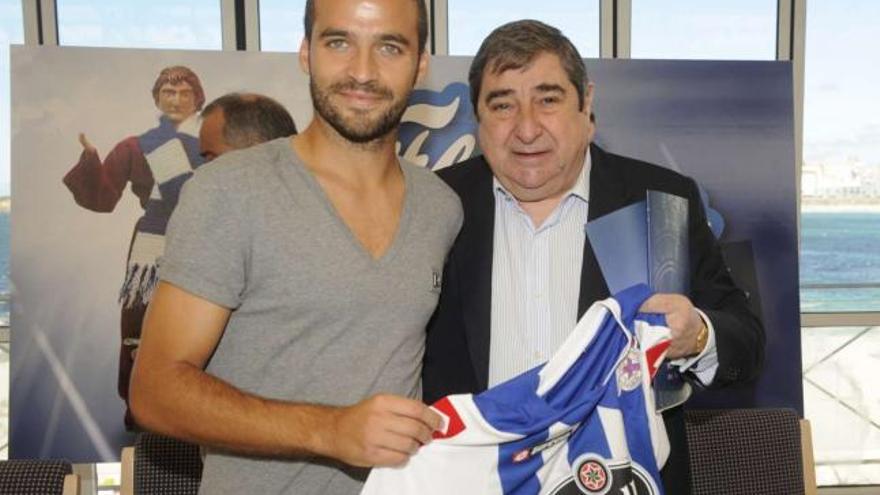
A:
[[586, 190, 691, 411]]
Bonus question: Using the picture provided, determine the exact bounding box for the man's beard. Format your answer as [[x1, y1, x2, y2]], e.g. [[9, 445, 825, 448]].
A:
[[310, 78, 410, 144]]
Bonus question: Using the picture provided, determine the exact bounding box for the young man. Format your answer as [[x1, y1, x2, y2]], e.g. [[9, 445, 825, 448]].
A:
[[129, 1, 462, 493], [422, 20, 764, 494]]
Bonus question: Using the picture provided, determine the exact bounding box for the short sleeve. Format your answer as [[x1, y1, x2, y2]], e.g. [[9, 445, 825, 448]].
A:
[[159, 173, 247, 309]]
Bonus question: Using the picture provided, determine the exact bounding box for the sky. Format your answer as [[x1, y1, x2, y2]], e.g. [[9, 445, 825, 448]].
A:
[[1, 0, 878, 196], [801, 0, 880, 168]]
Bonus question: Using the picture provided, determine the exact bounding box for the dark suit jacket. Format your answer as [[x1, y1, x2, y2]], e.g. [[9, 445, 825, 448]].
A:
[[423, 145, 765, 494]]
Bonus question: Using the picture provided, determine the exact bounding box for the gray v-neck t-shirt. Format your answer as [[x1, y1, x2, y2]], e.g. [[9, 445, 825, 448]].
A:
[[159, 137, 463, 494]]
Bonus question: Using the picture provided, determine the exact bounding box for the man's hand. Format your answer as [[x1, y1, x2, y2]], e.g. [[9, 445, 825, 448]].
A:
[[78, 133, 97, 153], [639, 293, 705, 359], [325, 394, 442, 468]]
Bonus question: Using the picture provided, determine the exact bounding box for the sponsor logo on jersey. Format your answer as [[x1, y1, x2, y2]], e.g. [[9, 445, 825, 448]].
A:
[[511, 428, 575, 463]]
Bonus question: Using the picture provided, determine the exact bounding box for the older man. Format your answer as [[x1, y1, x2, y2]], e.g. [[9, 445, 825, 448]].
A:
[[130, 1, 462, 494], [198, 92, 298, 162], [423, 20, 764, 494]]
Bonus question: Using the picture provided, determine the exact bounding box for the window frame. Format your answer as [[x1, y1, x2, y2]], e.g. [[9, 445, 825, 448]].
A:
[[13, 0, 876, 335]]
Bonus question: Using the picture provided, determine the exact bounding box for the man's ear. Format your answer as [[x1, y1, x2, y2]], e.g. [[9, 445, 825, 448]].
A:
[[299, 37, 310, 75], [582, 82, 595, 117], [414, 50, 429, 86]]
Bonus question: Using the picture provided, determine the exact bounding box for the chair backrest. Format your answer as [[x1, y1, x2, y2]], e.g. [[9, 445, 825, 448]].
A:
[[685, 408, 816, 495], [0, 459, 75, 495], [134, 432, 203, 495]]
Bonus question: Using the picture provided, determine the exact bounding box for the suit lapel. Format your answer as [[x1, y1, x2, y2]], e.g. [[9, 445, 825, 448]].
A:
[[455, 158, 495, 390], [578, 145, 631, 316]]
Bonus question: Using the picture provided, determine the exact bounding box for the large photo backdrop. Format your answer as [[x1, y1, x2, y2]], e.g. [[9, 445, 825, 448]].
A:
[[11, 49, 798, 461], [10, 46, 312, 460]]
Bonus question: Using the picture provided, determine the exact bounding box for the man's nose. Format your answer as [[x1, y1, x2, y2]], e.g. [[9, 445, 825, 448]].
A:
[[514, 106, 542, 143], [349, 47, 378, 83]]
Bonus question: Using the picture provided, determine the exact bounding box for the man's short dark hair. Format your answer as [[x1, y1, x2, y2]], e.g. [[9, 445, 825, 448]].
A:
[[468, 20, 588, 118], [303, 0, 429, 54], [202, 93, 298, 148], [152, 66, 206, 111]]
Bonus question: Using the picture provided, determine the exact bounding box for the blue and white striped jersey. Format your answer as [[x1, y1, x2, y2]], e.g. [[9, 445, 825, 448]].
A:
[[363, 285, 671, 495]]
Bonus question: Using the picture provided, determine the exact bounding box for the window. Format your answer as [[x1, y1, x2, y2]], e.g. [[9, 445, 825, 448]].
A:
[[0, 0, 21, 200], [447, 0, 599, 57], [800, 0, 880, 314], [0, 0, 22, 460], [800, 0, 880, 487], [803, 325, 880, 485], [631, 0, 777, 60], [0, 0, 22, 318], [96, 462, 122, 494], [259, 0, 307, 52], [56, 0, 221, 50]]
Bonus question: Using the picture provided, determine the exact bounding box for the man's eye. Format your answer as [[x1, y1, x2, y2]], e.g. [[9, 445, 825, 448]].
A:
[[327, 39, 348, 49], [489, 102, 512, 112], [379, 44, 402, 55], [541, 96, 560, 105]]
